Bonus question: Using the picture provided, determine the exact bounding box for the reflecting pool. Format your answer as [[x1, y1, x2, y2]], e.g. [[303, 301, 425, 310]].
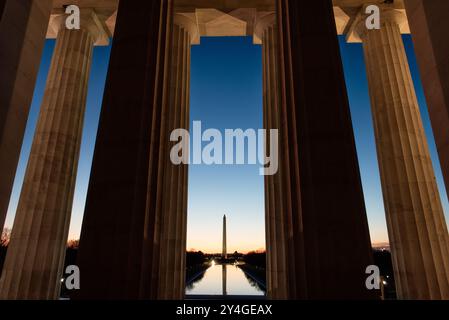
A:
[[186, 263, 265, 296]]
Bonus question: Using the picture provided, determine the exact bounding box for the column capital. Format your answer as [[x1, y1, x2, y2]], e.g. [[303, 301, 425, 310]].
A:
[[254, 12, 276, 45], [49, 8, 110, 46], [174, 13, 200, 45], [346, 4, 408, 43]]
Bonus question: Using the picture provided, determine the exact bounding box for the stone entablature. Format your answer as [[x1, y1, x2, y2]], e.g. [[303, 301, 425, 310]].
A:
[[47, 0, 410, 44]]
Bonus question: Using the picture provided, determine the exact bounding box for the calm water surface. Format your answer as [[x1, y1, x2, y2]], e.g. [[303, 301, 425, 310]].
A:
[[186, 263, 265, 296]]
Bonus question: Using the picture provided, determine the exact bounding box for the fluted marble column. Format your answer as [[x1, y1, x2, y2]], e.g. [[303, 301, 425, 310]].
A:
[[277, 0, 375, 299], [256, 12, 289, 299], [157, 13, 195, 300], [356, 7, 449, 299], [75, 0, 176, 300], [405, 0, 449, 202], [0, 0, 53, 232], [0, 9, 106, 299]]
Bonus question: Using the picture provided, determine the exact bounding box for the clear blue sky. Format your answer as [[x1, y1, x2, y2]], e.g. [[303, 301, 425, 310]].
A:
[[4, 35, 449, 253]]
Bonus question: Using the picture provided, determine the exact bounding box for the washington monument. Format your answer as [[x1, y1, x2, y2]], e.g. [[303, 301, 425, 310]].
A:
[[222, 215, 227, 259]]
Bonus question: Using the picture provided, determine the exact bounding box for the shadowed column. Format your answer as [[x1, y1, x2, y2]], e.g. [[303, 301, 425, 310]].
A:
[[0, 0, 52, 233], [276, 0, 375, 299], [75, 0, 175, 299], [354, 6, 449, 299], [0, 1, 5, 20], [0, 9, 106, 299], [405, 0, 449, 203]]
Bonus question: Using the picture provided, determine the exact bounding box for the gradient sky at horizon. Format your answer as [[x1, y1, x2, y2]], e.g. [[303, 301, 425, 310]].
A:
[[4, 35, 449, 254]]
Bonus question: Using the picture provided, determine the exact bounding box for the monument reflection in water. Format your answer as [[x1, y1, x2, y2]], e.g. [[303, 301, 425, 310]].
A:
[[186, 262, 265, 296]]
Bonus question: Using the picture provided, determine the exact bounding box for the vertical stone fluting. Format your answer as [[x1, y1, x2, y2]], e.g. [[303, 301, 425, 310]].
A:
[[358, 8, 449, 299], [157, 14, 194, 300], [76, 0, 194, 299], [180, 24, 191, 296], [405, 0, 449, 203], [0, 0, 53, 233], [277, 0, 375, 299], [0, 10, 103, 299], [76, 0, 174, 300], [256, 12, 289, 299]]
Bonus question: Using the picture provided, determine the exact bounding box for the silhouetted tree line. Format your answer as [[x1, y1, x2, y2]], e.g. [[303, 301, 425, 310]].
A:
[[243, 251, 266, 268], [186, 251, 206, 267], [373, 249, 394, 276], [0, 228, 11, 275], [185, 251, 210, 285], [61, 241, 79, 277], [240, 251, 267, 286], [373, 249, 396, 299], [0, 244, 6, 275]]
